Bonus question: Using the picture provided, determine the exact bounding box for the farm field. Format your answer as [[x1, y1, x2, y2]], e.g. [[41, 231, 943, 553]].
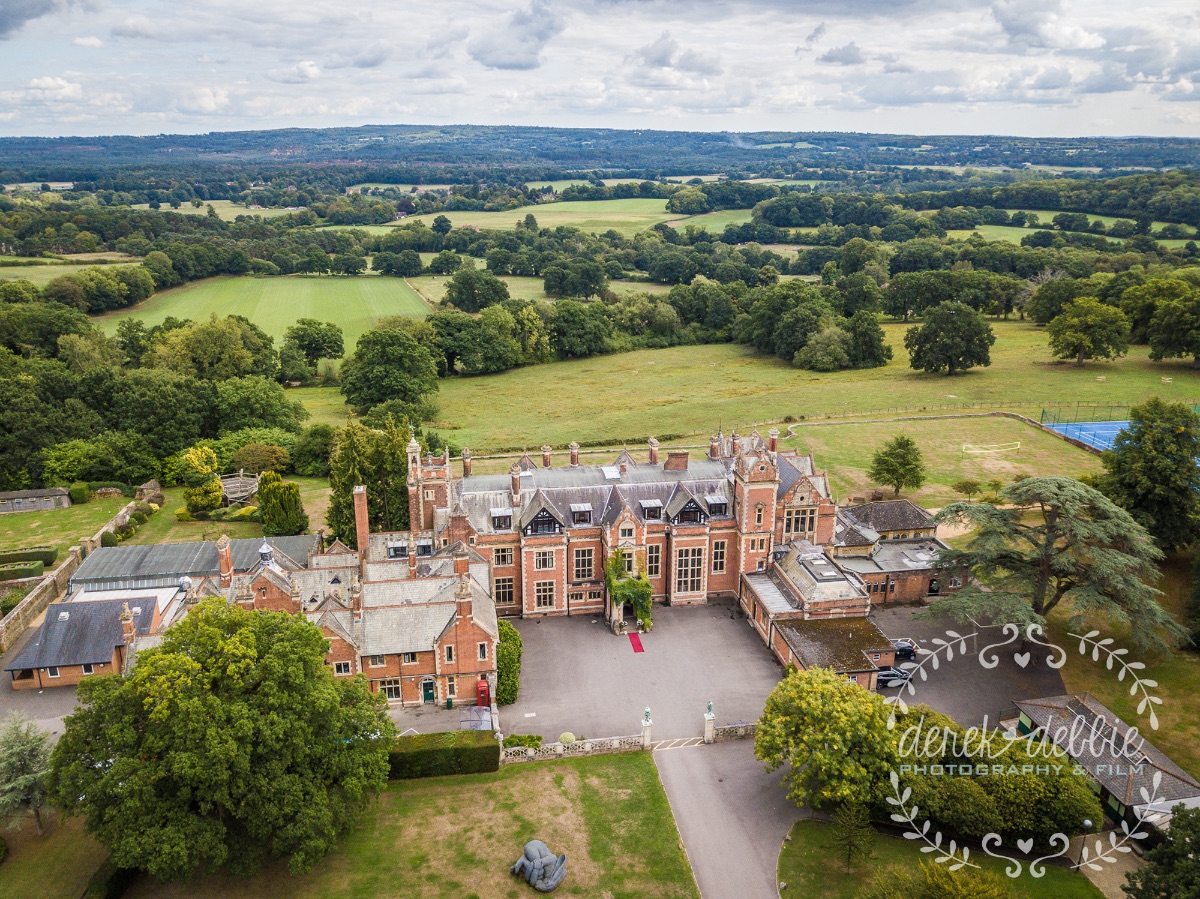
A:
[[129, 199, 298, 221], [402, 198, 677, 237], [96, 275, 431, 349], [526, 178, 644, 191], [0, 494, 128, 560], [0, 261, 134, 284], [408, 273, 673, 305], [1002, 208, 1181, 231], [777, 820, 1102, 899], [668, 209, 754, 232], [399, 320, 1200, 451], [347, 183, 454, 193], [125, 753, 698, 899]]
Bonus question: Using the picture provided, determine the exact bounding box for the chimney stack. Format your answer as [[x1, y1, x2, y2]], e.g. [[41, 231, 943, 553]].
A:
[[541, 445, 552, 468], [510, 463, 522, 507], [768, 427, 779, 453], [353, 485, 370, 556], [709, 435, 720, 461], [120, 602, 135, 642], [664, 451, 690, 472], [569, 441, 580, 466], [648, 437, 660, 465], [216, 534, 233, 588], [461, 448, 473, 477], [453, 548, 470, 578]]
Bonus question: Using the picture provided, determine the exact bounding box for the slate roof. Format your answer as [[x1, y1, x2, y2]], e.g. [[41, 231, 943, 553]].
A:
[[833, 511, 879, 547], [6, 598, 153, 671], [0, 487, 69, 500], [1016, 694, 1200, 809], [775, 617, 894, 673], [845, 500, 934, 533], [361, 606, 456, 656], [835, 538, 948, 576], [70, 535, 321, 590]]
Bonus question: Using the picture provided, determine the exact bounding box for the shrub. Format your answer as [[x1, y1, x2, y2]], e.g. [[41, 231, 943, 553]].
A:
[[1, 589, 25, 618], [0, 546, 58, 567], [258, 471, 309, 536], [100, 530, 119, 547], [559, 732, 576, 744], [115, 525, 134, 540], [387, 730, 500, 780], [502, 734, 543, 749], [230, 505, 259, 521], [496, 620, 523, 705], [0, 561, 43, 581], [230, 442, 291, 475], [69, 482, 90, 504], [174, 507, 194, 522], [209, 507, 230, 521], [134, 502, 155, 516], [129, 511, 147, 526]]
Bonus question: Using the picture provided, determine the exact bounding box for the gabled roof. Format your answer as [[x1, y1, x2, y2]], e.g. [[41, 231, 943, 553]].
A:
[[613, 448, 638, 468], [6, 598, 153, 671], [846, 500, 934, 533], [0, 487, 69, 500], [519, 490, 563, 530], [664, 483, 701, 520], [361, 606, 456, 655]]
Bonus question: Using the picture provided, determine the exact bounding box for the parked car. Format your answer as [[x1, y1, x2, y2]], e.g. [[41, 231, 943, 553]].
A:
[[875, 667, 912, 688], [891, 638, 919, 662]]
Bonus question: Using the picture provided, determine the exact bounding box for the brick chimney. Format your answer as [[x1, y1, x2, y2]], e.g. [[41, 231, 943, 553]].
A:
[[461, 448, 473, 477], [120, 602, 135, 642], [510, 463, 522, 508], [768, 427, 779, 453], [453, 548, 470, 578], [353, 485, 369, 556], [541, 445, 552, 468], [569, 441, 580, 466], [709, 435, 720, 461], [216, 534, 233, 588], [664, 451, 690, 472], [648, 437, 660, 465]]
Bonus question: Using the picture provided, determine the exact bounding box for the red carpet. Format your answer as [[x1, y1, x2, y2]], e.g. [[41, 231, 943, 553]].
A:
[[628, 633, 644, 653]]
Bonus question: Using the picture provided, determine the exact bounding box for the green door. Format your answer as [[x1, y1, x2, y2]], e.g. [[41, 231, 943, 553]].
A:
[[422, 680, 435, 703]]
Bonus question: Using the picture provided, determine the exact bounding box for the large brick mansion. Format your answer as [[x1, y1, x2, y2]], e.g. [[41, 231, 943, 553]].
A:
[[402, 429, 840, 626]]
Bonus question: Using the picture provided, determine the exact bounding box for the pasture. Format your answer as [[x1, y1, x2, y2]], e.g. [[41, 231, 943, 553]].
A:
[[401, 198, 678, 237], [668, 209, 754, 232], [0, 261, 132, 284], [408, 273, 672, 305], [129, 199, 298, 221], [96, 275, 431, 348]]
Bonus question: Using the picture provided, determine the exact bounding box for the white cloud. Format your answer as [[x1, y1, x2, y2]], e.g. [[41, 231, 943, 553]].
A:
[[267, 60, 320, 83], [468, 0, 564, 70], [176, 86, 230, 114], [72, 35, 102, 47], [818, 42, 866, 65], [26, 76, 83, 100]]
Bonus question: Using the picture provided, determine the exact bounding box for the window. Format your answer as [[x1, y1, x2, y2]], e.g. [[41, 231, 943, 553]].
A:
[[784, 508, 817, 537], [526, 510, 561, 535], [677, 507, 702, 524], [706, 498, 727, 515], [402, 652, 418, 664], [949, 575, 963, 588], [889, 581, 896, 593], [535, 550, 554, 570], [387, 542, 408, 559], [623, 551, 634, 575], [447, 676, 456, 697], [416, 541, 433, 557], [381, 679, 402, 700], [47, 666, 59, 678], [573, 509, 592, 525], [82, 663, 94, 675], [445, 645, 455, 663], [569, 591, 583, 603], [712, 540, 726, 573], [478, 642, 488, 661], [494, 546, 514, 566], [334, 661, 351, 676], [675, 547, 703, 593], [646, 544, 661, 577], [494, 577, 515, 605], [369, 655, 386, 667], [588, 590, 603, 600], [871, 653, 880, 662], [847, 675, 859, 684], [755, 505, 764, 527], [619, 524, 634, 539], [643, 504, 662, 520], [424, 489, 435, 500], [535, 581, 555, 609], [492, 515, 512, 531], [573, 547, 593, 581]]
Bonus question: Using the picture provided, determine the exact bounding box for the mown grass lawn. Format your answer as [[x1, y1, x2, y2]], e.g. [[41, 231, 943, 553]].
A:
[[778, 819, 1103, 899], [96, 274, 431, 350], [125, 753, 697, 899], [0, 495, 128, 559], [0, 814, 108, 899]]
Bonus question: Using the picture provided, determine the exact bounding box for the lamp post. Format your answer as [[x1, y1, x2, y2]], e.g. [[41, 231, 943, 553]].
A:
[[1075, 819, 1094, 866]]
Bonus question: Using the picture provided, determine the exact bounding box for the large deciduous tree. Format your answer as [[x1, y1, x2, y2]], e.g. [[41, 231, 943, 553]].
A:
[[339, 325, 438, 415], [934, 477, 1183, 650], [444, 267, 510, 313], [48, 599, 393, 880], [868, 434, 926, 496], [1124, 805, 1200, 899], [284, 319, 344, 366], [904, 302, 995, 375], [1148, 294, 1200, 369], [755, 667, 897, 810], [1098, 398, 1200, 548], [1047, 296, 1130, 366]]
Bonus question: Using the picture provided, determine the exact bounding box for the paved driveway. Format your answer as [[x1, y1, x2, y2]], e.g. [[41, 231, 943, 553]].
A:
[[506, 598, 784, 741], [655, 740, 797, 899], [872, 606, 1066, 727], [0, 622, 77, 739]]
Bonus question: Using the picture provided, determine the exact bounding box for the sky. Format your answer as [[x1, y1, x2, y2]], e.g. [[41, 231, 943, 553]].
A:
[[1, 0, 1198, 138]]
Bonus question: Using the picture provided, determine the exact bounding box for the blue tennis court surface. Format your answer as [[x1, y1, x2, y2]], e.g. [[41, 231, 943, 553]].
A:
[[1047, 421, 1128, 452]]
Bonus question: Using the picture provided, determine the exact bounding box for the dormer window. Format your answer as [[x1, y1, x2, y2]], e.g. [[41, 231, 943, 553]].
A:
[[524, 509, 562, 536], [641, 499, 663, 520], [705, 497, 727, 516], [571, 503, 592, 525], [492, 515, 511, 530], [416, 539, 433, 557], [386, 542, 408, 559]]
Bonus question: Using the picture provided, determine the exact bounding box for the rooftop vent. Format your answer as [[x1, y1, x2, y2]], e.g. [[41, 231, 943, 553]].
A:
[[57, 610, 69, 622]]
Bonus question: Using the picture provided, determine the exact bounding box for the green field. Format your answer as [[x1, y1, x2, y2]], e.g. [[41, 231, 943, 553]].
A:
[[669, 209, 755, 232], [0, 262, 131, 284], [0, 494, 129, 560], [126, 754, 697, 899], [1003, 208, 1181, 232], [400, 199, 677, 238], [129, 199, 298, 221], [398, 320, 1200, 451], [96, 275, 431, 349], [409, 273, 673, 305], [778, 820, 1102, 899]]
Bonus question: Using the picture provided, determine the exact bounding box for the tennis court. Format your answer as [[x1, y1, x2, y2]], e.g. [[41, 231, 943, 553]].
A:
[[1046, 420, 1128, 452]]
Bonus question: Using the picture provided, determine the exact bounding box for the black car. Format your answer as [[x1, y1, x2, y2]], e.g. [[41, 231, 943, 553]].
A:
[[875, 666, 912, 688], [891, 638, 918, 662]]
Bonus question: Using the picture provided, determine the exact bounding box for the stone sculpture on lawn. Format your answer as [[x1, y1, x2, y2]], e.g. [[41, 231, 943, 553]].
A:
[[511, 839, 568, 892]]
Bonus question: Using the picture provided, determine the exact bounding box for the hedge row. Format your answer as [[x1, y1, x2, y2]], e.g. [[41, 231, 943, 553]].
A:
[[0, 546, 57, 567], [0, 561, 44, 582], [387, 730, 500, 780]]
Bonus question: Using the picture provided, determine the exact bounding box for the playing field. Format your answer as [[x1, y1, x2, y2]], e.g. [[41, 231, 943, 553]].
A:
[[96, 275, 431, 348]]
